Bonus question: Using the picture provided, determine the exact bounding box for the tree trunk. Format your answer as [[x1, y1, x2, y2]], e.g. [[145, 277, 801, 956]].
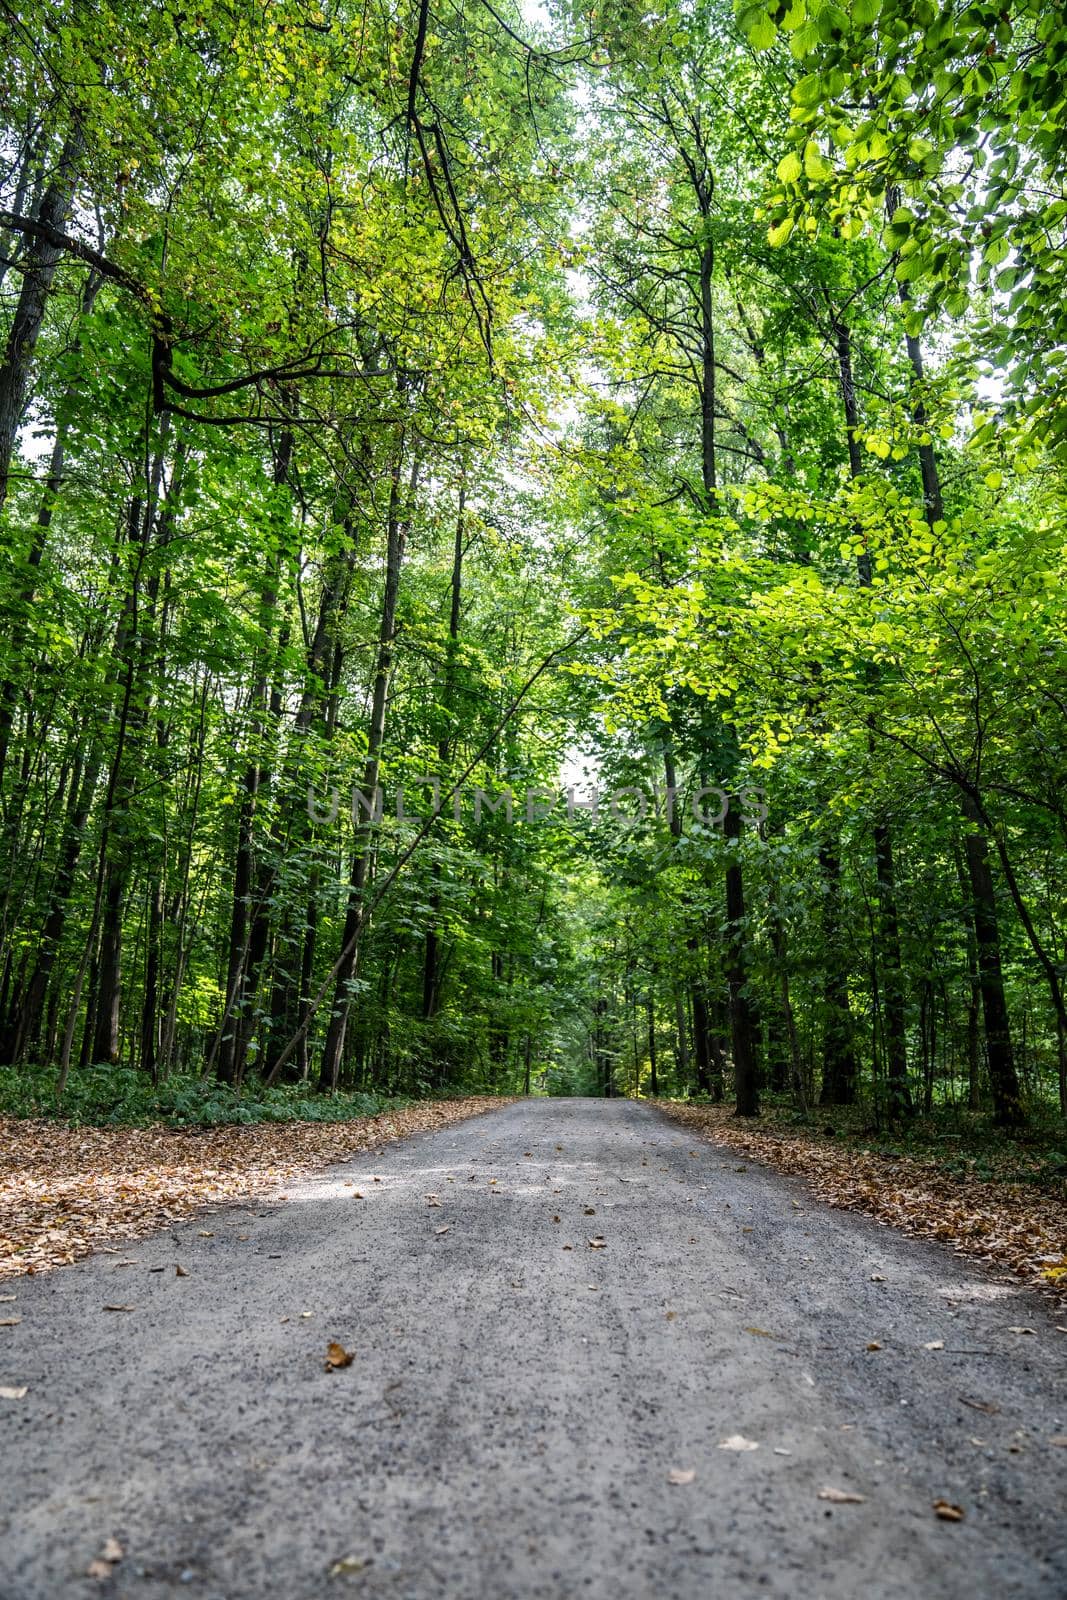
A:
[[318, 454, 410, 1090], [960, 795, 1021, 1126], [724, 800, 759, 1116], [422, 478, 466, 1021], [818, 840, 858, 1105], [0, 127, 83, 515]]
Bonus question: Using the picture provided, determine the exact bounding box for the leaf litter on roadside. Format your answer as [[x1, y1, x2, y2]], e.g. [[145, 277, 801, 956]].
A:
[[658, 1103, 1067, 1299], [0, 1100, 503, 1281]]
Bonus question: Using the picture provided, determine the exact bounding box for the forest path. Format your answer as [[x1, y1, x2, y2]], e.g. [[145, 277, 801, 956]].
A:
[[1, 1097, 1065, 1599]]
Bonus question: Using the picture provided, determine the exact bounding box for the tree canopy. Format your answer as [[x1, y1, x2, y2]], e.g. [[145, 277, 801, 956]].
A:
[[0, 0, 1064, 1128]]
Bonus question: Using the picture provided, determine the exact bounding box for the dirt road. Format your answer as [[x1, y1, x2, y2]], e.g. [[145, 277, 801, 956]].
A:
[[2, 1098, 1064, 1598]]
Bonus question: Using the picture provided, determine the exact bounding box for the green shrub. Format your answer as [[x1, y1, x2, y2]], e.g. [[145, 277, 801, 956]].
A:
[[0, 1061, 409, 1128]]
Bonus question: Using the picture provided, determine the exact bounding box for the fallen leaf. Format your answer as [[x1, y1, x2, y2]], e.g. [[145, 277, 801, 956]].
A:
[[325, 1341, 354, 1370], [329, 1556, 366, 1576], [0, 1293, 15, 1301], [924, 1340, 944, 1350], [933, 1499, 965, 1521], [744, 1326, 776, 1339], [175, 1264, 188, 1278], [562, 1245, 573, 1251], [665, 1310, 677, 1321], [866, 1341, 882, 1352], [773, 1447, 791, 1456], [197, 1230, 214, 1238], [435, 1225, 451, 1236], [719, 1434, 759, 1452], [870, 1274, 886, 1283], [818, 1487, 866, 1504], [102, 1304, 134, 1313], [584, 1207, 596, 1215], [960, 1396, 1000, 1415], [0, 1316, 21, 1327], [552, 1215, 560, 1223], [1049, 1436, 1067, 1447], [425, 1195, 441, 1207], [667, 1468, 696, 1485], [1007, 1326, 1036, 1336], [0, 1385, 28, 1398], [352, 1192, 363, 1200], [588, 1237, 606, 1249], [100, 1538, 124, 1563], [87, 1560, 113, 1581]]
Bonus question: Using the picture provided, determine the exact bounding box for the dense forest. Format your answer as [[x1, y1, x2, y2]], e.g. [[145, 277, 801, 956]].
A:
[[1, 0, 1065, 1128]]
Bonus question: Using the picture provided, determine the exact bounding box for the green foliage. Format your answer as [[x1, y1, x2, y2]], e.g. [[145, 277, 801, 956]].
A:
[[0, 1062, 400, 1127]]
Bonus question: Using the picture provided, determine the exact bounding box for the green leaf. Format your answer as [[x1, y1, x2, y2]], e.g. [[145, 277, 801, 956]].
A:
[[803, 141, 834, 181]]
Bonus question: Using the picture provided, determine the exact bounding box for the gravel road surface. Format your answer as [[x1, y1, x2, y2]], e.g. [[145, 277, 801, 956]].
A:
[[1, 1097, 1065, 1598]]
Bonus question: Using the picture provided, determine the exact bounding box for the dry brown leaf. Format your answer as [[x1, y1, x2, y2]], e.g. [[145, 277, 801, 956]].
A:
[[933, 1499, 965, 1522], [102, 1304, 134, 1313], [329, 1556, 366, 1576], [744, 1326, 776, 1339], [866, 1341, 882, 1352], [924, 1340, 944, 1350], [562, 1244, 573, 1251], [0, 1384, 28, 1398], [87, 1559, 113, 1581], [174, 1264, 188, 1278], [584, 1207, 596, 1215], [0, 1315, 21, 1326], [1048, 1436, 1067, 1447], [818, 1487, 866, 1504], [352, 1192, 364, 1200], [960, 1396, 1000, 1415], [718, 1435, 759, 1452], [588, 1237, 606, 1249], [325, 1341, 354, 1370], [667, 1468, 695, 1485], [551, 1215, 560, 1223]]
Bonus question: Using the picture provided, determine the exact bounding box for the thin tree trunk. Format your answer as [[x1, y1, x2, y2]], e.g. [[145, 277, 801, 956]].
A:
[[318, 454, 411, 1090], [0, 126, 83, 517]]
